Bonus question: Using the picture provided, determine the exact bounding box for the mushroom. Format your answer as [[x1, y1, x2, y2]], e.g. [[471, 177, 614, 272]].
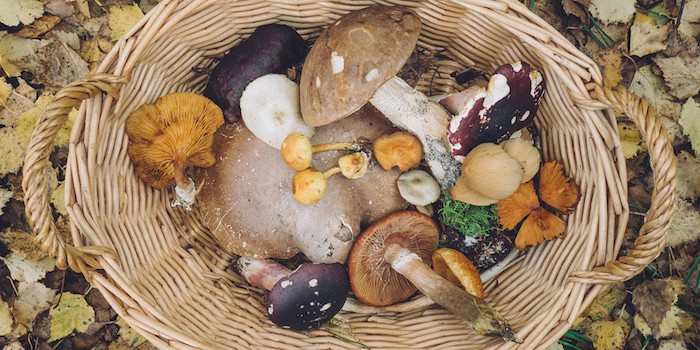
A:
[[451, 143, 524, 206], [500, 137, 541, 183], [497, 161, 580, 250], [372, 131, 423, 171], [292, 152, 369, 205], [432, 247, 484, 298], [204, 24, 308, 123], [396, 169, 440, 206], [347, 211, 519, 342], [240, 74, 314, 149], [447, 61, 545, 162], [280, 132, 364, 171], [196, 105, 407, 264], [237, 257, 349, 330], [300, 5, 461, 188], [125, 92, 224, 210]]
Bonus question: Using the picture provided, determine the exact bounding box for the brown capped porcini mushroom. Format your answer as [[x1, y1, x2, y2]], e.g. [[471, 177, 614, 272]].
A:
[[125, 92, 224, 210], [300, 5, 460, 188], [237, 257, 349, 330], [348, 211, 519, 342], [197, 105, 407, 264], [372, 131, 423, 171], [451, 143, 524, 206]]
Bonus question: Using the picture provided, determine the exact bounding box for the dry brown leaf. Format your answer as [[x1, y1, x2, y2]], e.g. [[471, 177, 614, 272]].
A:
[[676, 151, 700, 200], [679, 97, 700, 155], [654, 56, 700, 99], [632, 278, 693, 338], [15, 15, 61, 39], [34, 40, 89, 91], [666, 197, 700, 247], [679, 0, 700, 38], [588, 0, 636, 24], [629, 13, 671, 57], [589, 45, 624, 87], [628, 65, 682, 121], [561, 0, 590, 23]]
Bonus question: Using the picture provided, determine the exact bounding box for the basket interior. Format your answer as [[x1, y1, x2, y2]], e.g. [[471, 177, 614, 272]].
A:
[[64, 0, 628, 349]]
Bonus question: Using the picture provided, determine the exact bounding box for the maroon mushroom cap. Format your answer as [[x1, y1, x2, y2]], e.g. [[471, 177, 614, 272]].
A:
[[265, 263, 349, 330], [447, 61, 545, 161]]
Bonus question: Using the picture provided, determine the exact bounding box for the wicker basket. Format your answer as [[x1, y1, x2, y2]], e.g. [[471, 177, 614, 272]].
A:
[[22, 0, 676, 349]]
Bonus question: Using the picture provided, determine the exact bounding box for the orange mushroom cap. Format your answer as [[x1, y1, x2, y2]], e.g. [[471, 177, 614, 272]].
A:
[[538, 160, 580, 214], [432, 248, 484, 298], [125, 92, 224, 189], [372, 131, 423, 171]]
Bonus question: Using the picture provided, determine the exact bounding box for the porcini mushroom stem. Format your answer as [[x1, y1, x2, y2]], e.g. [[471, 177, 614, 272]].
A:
[[383, 243, 521, 343], [369, 76, 461, 189], [237, 257, 292, 291]]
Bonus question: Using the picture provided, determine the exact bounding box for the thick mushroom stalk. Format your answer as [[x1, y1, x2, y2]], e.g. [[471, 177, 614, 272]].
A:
[[384, 244, 519, 342], [348, 211, 520, 343], [299, 5, 460, 188], [237, 257, 350, 330]]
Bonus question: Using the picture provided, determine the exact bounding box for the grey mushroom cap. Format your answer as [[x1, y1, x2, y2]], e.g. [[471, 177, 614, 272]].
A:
[[265, 263, 350, 330]]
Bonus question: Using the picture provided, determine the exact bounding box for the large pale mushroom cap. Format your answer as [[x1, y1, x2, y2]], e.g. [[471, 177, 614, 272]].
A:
[[300, 5, 421, 127]]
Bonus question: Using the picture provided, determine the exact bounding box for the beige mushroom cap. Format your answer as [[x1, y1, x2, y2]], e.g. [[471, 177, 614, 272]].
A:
[[300, 5, 421, 127]]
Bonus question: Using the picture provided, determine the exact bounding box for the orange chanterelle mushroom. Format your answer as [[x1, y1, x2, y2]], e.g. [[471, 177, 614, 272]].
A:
[[125, 92, 224, 210], [497, 160, 581, 250]]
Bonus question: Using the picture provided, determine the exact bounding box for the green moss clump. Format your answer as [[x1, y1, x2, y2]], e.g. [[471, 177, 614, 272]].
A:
[[438, 193, 498, 237]]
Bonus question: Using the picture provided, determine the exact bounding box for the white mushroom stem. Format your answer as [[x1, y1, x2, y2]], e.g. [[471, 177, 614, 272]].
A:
[[172, 159, 197, 210], [383, 243, 521, 343], [369, 76, 461, 189], [237, 257, 292, 291]]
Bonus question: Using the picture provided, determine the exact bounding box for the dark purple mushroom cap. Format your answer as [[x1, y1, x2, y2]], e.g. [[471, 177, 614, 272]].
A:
[[447, 62, 545, 162], [265, 263, 349, 330]]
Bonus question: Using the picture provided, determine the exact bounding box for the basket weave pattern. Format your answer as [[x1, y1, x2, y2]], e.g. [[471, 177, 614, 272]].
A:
[[22, 0, 676, 349]]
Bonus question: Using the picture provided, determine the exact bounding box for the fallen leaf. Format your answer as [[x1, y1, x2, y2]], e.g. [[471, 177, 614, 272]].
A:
[[676, 151, 700, 200], [581, 284, 627, 321], [0, 187, 12, 216], [16, 15, 61, 39], [115, 317, 147, 348], [68, 0, 90, 18], [49, 292, 95, 342], [665, 30, 699, 58], [0, 0, 44, 27], [0, 252, 55, 283], [588, 0, 636, 24], [666, 197, 700, 247], [14, 93, 54, 146], [0, 77, 11, 107], [0, 128, 27, 177], [0, 33, 43, 77], [12, 281, 57, 329], [629, 13, 671, 57], [628, 65, 682, 121], [3, 341, 24, 350], [658, 339, 691, 350], [589, 46, 624, 88], [34, 40, 89, 92], [679, 0, 700, 38], [81, 37, 113, 71], [632, 278, 693, 338], [0, 300, 13, 337], [52, 181, 68, 215], [618, 122, 644, 158], [679, 98, 700, 156], [45, 0, 76, 20], [561, 0, 590, 23], [0, 230, 48, 260], [654, 56, 700, 99], [109, 4, 144, 42], [588, 318, 630, 350]]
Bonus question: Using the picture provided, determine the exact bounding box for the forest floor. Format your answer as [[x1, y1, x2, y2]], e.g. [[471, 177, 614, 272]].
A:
[[0, 0, 699, 349]]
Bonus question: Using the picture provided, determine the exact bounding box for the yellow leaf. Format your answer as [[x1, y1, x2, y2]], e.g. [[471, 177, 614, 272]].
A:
[[49, 293, 95, 342], [0, 300, 13, 337], [109, 4, 144, 42], [680, 97, 700, 156], [0, 128, 25, 177], [629, 18, 671, 57], [14, 93, 53, 146], [0, 77, 11, 107], [116, 317, 148, 348], [0, 0, 44, 27], [589, 318, 630, 350], [0, 33, 42, 77], [618, 122, 643, 158]]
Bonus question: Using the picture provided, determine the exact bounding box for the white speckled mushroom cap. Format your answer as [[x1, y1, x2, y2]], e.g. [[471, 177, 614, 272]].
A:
[[300, 5, 421, 127]]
